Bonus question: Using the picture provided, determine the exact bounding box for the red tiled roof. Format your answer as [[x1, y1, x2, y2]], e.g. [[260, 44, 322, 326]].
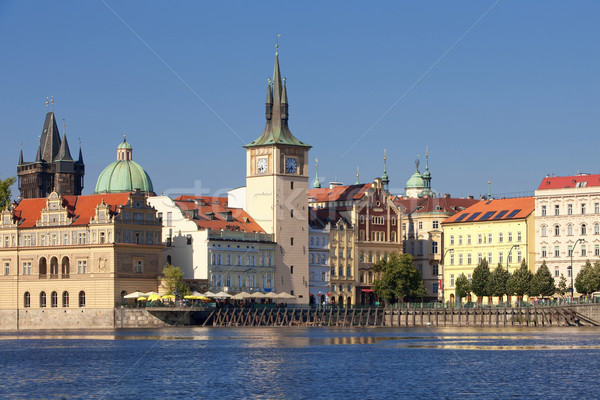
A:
[[394, 197, 479, 215], [309, 207, 349, 228], [442, 197, 534, 224], [173, 196, 264, 233], [537, 174, 600, 190], [13, 193, 132, 228], [308, 183, 371, 203]]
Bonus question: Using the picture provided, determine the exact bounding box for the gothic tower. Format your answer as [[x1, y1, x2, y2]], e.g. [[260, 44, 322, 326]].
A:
[[244, 46, 311, 303], [17, 111, 85, 198]]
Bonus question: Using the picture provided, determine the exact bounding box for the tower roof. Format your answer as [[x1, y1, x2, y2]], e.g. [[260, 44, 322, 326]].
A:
[[245, 50, 310, 149], [56, 133, 74, 161], [94, 139, 153, 194], [39, 112, 62, 162]]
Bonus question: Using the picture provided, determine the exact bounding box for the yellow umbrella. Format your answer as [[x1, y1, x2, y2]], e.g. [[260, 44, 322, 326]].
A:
[[162, 294, 176, 300], [137, 297, 147, 301], [147, 294, 161, 301], [198, 296, 211, 301]]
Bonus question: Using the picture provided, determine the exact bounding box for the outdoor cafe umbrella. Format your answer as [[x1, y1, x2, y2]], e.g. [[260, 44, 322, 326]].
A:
[[202, 291, 217, 297], [276, 292, 295, 299], [231, 292, 252, 300], [265, 292, 279, 300], [162, 294, 176, 300], [191, 291, 205, 297], [250, 292, 267, 299], [213, 291, 232, 299], [136, 297, 147, 301], [145, 291, 160, 297], [123, 291, 146, 299], [147, 294, 162, 302]]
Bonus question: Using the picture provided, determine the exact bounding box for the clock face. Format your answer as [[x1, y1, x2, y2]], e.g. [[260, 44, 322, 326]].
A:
[[285, 158, 297, 173], [257, 158, 268, 174]]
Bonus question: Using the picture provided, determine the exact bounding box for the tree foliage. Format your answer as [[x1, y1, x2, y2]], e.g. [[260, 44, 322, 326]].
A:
[[373, 253, 427, 303], [574, 260, 600, 295], [455, 273, 470, 300], [0, 176, 16, 211], [557, 274, 568, 296], [158, 264, 190, 295], [490, 263, 510, 298], [530, 261, 555, 298], [506, 260, 533, 297], [470, 259, 491, 298]]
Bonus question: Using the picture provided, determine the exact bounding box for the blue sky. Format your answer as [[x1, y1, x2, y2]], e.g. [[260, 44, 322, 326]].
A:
[[1, 1, 598, 199]]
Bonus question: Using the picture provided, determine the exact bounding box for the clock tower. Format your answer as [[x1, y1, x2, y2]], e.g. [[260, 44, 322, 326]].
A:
[[244, 47, 311, 303]]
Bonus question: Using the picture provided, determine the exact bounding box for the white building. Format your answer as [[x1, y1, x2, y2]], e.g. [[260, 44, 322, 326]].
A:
[[148, 195, 276, 293], [308, 213, 330, 306], [535, 173, 600, 295]]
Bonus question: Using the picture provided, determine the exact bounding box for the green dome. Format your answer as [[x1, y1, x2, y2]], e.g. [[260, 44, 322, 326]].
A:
[[117, 140, 132, 150], [94, 160, 154, 194], [406, 171, 424, 189]]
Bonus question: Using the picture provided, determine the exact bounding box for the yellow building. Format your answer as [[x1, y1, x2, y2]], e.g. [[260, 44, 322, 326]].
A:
[[441, 197, 535, 303], [0, 190, 163, 329]]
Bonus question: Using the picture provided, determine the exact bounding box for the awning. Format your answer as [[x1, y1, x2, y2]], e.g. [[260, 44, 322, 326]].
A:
[[361, 289, 373, 293]]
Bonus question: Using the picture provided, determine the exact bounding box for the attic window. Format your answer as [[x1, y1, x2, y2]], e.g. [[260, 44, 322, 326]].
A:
[[205, 212, 215, 220], [576, 182, 588, 187], [243, 217, 250, 223]]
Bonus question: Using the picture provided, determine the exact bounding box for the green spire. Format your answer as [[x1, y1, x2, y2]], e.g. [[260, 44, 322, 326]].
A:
[[381, 149, 389, 191], [355, 166, 360, 185], [312, 158, 321, 188]]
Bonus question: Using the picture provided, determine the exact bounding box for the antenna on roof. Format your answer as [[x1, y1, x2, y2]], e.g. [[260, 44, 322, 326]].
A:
[[488, 180, 492, 199]]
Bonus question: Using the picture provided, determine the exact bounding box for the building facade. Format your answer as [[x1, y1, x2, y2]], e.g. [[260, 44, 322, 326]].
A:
[[148, 195, 276, 293], [0, 190, 162, 329], [442, 197, 535, 303], [535, 174, 600, 295], [18, 111, 84, 199], [308, 214, 330, 305]]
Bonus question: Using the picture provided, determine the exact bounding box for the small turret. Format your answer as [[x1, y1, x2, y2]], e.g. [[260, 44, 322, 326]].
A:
[[381, 149, 389, 192], [312, 158, 321, 189]]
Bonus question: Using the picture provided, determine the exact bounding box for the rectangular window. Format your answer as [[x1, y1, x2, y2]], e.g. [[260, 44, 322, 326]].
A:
[[507, 252, 512, 263], [478, 234, 482, 244], [78, 260, 87, 274], [568, 204, 573, 215], [458, 254, 463, 265], [582, 246, 587, 257], [433, 283, 438, 294], [433, 221, 439, 229], [467, 254, 472, 265], [4, 262, 9, 275], [488, 253, 493, 263], [467, 235, 471, 245], [450, 274, 455, 287], [348, 249, 352, 258], [508, 232, 513, 242], [541, 205, 546, 216], [582, 203, 586, 214], [487, 233, 492, 244], [596, 203, 600, 214], [478, 253, 483, 263], [458, 235, 463, 245], [167, 212, 172, 226], [555, 267, 559, 277], [432, 241, 438, 254], [517, 232, 522, 242], [568, 268, 572, 277], [542, 246, 547, 258], [22, 262, 31, 275], [290, 237, 294, 246], [450, 254, 454, 265], [418, 221, 423, 229], [555, 246, 560, 257], [555, 205, 560, 216], [596, 245, 600, 257], [568, 246, 573, 257], [432, 264, 439, 275], [450, 236, 455, 245], [499, 252, 504, 264], [498, 233, 503, 243], [517, 251, 522, 262]]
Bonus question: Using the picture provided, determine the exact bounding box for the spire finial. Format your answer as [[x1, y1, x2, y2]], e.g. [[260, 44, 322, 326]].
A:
[[63, 118, 66, 134], [312, 157, 322, 189], [45, 97, 49, 111], [355, 166, 360, 185], [488, 180, 492, 199], [123, 132, 127, 142], [275, 33, 281, 56], [51, 96, 54, 112]]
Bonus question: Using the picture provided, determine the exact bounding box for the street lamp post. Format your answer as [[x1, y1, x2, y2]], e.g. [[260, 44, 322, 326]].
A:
[[506, 245, 520, 272], [440, 248, 454, 305], [568, 238, 585, 302], [506, 244, 520, 305]]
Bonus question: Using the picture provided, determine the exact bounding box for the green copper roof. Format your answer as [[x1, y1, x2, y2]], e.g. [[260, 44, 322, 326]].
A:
[[94, 160, 153, 194], [406, 171, 424, 189], [245, 53, 310, 149], [118, 140, 132, 150]]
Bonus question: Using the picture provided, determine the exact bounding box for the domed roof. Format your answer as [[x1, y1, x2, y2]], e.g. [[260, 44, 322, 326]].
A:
[[406, 171, 424, 189], [94, 160, 153, 194], [94, 138, 154, 194]]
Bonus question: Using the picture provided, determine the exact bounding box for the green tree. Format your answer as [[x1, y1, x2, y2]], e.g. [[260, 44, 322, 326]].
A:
[[557, 274, 568, 296], [490, 263, 510, 300], [373, 253, 427, 303], [574, 260, 600, 296], [455, 273, 470, 301], [0, 176, 16, 211], [470, 259, 491, 300], [530, 261, 555, 298], [507, 260, 533, 298], [158, 264, 190, 295]]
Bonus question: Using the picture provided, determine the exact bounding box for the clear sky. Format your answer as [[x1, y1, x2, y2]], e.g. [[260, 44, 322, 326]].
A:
[[1, 1, 598, 200]]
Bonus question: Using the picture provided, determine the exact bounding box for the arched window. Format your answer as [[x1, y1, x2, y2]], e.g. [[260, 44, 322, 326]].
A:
[[78, 291, 86, 307], [582, 224, 587, 235], [24, 292, 30, 308], [226, 275, 231, 287], [567, 224, 573, 236], [541, 226, 547, 237], [40, 291, 46, 308], [51, 291, 58, 307], [50, 257, 59, 277], [61, 256, 70, 277], [167, 255, 172, 265], [595, 223, 600, 235], [554, 225, 560, 236], [62, 291, 69, 307], [236, 275, 242, 287], [39, 257, 47, 276]]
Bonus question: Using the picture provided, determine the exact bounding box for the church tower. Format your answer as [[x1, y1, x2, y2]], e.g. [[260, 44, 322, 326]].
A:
[[245, 46, 311, 303], [17, 110, 84, 199]]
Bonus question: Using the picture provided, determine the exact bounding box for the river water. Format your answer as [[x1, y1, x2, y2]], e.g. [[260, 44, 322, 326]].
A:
[[0, 327, 598, 399]]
